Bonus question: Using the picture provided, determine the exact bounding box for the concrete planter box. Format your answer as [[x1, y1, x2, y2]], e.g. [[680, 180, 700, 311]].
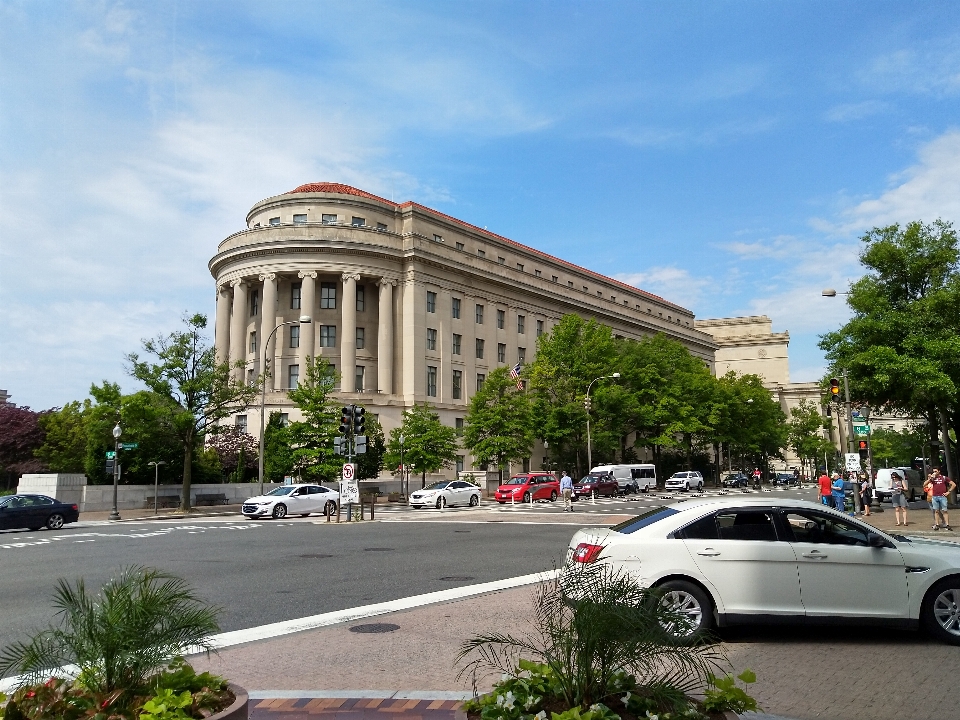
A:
[[211, 684, 248, 720]]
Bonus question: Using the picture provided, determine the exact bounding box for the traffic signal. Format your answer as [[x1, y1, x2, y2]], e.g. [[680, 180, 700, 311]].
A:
[[829, 378, 840, 401], [353, 405, 365, 435], [583, 397, 592, 412], [355, 435, 368, 454], [339, 405, 354, 434], [858, 439, 869, 460], [333, 437, 344, 455], [105, 459, 115, 476]]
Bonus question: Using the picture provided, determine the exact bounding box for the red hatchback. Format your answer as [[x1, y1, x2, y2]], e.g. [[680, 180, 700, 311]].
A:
[[494, 473, 560, 504]]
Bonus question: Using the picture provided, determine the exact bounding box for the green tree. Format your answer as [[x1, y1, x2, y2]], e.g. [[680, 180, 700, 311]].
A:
[[35, 401, 88, 473], [356, 413, 386, 480], [787, 399, 832, 477], [286, 356, 341, 482], [869, 426, 925, 468], [713, 373, 788, 476], [263, 412, 295, 482], [385, 404, 458, 489], [127, 314, 258, 509], [463, 367, 535, 482]]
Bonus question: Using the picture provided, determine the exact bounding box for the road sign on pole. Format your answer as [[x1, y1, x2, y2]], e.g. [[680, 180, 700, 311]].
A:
[[845, 453, 862, 471], [105, 451, 116, 459], [120, 443, 139, 450], [342, 463, 356, 481], [853, 423, 870, 435]]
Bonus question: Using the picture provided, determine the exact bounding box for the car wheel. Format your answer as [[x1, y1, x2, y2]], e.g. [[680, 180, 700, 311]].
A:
[[469, 494, 480, 507], [46, 514, 65, 530], [324, 501, 337, 516], [550, 491, 558, 502], [923, 578, 960, 644], [909, 488, 917, 502], [300, 514, 311, 517], [658, 580, 714, 642], [412, 505, 422, 509], [437, 496, 446, 509], [272, 504, 287, 519], [497, 501, 505, 505], [522, 492, 531, 503]]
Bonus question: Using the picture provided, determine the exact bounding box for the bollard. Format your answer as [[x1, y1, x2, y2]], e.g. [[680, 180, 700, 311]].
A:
[[346, 502, 352, 522], [592, 490, 596, 505], [336, 501, 341, 523], [370, 497, 375, 520]]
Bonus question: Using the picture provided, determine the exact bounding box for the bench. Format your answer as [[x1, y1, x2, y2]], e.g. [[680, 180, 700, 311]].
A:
[[146, 495, 181, 509], [195, 493, 229, 506]]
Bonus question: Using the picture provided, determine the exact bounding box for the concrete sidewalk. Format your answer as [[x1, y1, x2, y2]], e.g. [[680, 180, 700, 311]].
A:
[[79, 504, 244, 522]]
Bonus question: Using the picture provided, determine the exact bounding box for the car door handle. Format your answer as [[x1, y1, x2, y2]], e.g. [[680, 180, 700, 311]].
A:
[[802, 551, 827, 559], [697, 549, 721, 556]]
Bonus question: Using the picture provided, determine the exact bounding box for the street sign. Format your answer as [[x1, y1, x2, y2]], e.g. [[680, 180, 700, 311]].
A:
[[120, 443, 139, 450], [340, 479, 359, 504], [105, 451, 116, 459], [845, 453, 862, 471], [853, 423, 870, 435], [342, 463, 356, 481]]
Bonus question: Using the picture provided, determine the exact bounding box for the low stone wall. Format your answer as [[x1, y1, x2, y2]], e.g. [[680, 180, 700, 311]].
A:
[[18, 474, 86, 507]]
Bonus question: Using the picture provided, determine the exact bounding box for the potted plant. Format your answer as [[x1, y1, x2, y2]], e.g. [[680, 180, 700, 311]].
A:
[[0, 566, 246, 719]]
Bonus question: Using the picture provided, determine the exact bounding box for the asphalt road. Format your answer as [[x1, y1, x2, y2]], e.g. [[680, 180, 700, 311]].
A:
[[0, 517, 582, 653]]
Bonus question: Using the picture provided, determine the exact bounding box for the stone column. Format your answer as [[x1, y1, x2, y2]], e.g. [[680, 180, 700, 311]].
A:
[[298, 271, 317, 375], [229, 279, 249, 381], [377, 279, 396, 394], [259, 273, 278, 388], [341, 273, 360, 392], [214, 283, 231, 365]]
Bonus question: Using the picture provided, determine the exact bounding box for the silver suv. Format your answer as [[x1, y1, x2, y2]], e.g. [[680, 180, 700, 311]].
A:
[[665, 471, 704, 492]]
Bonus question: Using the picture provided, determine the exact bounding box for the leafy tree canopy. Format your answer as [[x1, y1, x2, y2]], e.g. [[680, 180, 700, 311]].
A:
[[463, 367, 534, 479], [385, 404, 459, 488]]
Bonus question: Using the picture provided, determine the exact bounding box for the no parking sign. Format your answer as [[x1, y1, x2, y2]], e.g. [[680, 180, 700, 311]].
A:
[[342, 463, 355, 481]]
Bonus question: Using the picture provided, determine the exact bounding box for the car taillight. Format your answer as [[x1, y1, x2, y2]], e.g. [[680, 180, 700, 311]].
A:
[[572, 543, 604, 563], [71, 504, 78, 511]]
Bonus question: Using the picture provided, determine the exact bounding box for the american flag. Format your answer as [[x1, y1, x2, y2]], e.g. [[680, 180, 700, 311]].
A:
[[509, 362, 524, 391]]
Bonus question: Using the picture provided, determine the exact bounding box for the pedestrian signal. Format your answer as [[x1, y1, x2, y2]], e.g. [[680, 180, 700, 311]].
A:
[[105, 459, 115, 476], [858, 439, 869, 460], [353, 406, 365, 435], [829, 378, 840, 400], [339, 406, 354, 434]]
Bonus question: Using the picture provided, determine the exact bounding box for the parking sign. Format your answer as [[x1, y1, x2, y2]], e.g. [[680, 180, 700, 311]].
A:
[[342, 463, 355, 481]]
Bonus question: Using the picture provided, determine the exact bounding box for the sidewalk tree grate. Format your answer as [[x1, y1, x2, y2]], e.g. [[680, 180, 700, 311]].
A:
[[349, 622, 400, 633], [364, 547, 395, 551], [439, 576, 475, 581]]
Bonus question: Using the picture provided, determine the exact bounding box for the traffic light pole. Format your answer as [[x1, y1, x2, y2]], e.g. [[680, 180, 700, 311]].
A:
[[841, 369, 860, 515]]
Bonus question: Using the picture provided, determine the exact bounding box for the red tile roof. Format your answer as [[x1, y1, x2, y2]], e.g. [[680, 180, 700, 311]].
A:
[[286, 182, 686, 313]]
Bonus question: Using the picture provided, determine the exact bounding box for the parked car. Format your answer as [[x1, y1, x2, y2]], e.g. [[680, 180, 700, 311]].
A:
[[573, 474, 619, 498], [874, 467, 923, 503], [494, 473, 560, 504], [410, 480, 482, 509], [242, 484, 339, 519], [721, 473, 749, 488], [665, 471, 704, 492], [565, 496, 960, 645], [773, 472, 797, 485], [0, 494, 79, 531], [589, 464, 657, 494]]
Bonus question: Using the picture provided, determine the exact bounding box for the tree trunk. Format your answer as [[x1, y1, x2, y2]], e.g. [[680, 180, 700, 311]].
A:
[[182, 436, 194, 511], [421, 470, 425, 489]]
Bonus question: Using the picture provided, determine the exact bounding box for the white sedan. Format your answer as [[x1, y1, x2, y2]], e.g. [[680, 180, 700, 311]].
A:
[[409, 480, 482, 509], [566, 496, 960, 644], [242, 483, 339, 519]]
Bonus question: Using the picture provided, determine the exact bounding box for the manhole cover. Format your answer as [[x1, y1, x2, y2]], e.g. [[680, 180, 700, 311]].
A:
[[299, 553, 335, 559], [349, 623, 400, 634], [439, 576, 476, 581], [364, 547, 394, 552]]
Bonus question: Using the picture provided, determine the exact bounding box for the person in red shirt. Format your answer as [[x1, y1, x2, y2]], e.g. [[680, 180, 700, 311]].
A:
[[924, 469, 956, 531], [818, 472, 832, 506]]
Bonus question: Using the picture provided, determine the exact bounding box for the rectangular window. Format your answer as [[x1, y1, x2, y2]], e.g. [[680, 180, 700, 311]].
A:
[[269, 217, 280, 226], [518, 347, 526, 363], [356, 285, 365, 312], [475, 338, 484, 359], [320, 325, 337, 347], [249, 331, 257, 353], [235, 414, 247, 430], [535, 269, 542, 278], [517, 315, 525, 333], [475, 304, 484, 324], [376, 222, 388, 231], [497, 343, 506, 363], [352, 216, 365, 227], [611, 295, 616, 303], [434, 234, 443, 243], [250, 290, 259, 316], [452, 333, 462, 355], [291, 282, 302, 309], [279, 413, 289, 427], [568, 280, 574, 287], [522, 458, 530, 473], [356, 327, 365, 349], [517, 263, 524, 272], [355, 365, 365, 392], [456, 455, 464, 473], [498, 256, 506, 265], [293, 213, 307, 225], [320, 282, 337, 309], [426, 328, 437, 350], [583, 285, 589, 292], [552, 275, 558, 283], [321, 213, 337, 224], [247, 368, 254, 385], [536, 320, 544, 337], [426, 366, 437, 397], [452, 297, 461, 319], [426, 291, 436, 313], [289, 325, 300, 348], [478, 249, 486, 258], [455, 417, 464, 434], [455, 242, 464, 251], [288, 364, 300, 389], [452, 370, 462, 399], [477, 373, 486, 391], [497, 310, 505, 329]]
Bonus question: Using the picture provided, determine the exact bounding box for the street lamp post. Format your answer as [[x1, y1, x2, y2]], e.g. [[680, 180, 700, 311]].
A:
[[147, 461, 167, 515], [585, 373, 620, 473], [110, 422, 122, 521], [257, 316, 312, 496], [399, 433, 405, 499]]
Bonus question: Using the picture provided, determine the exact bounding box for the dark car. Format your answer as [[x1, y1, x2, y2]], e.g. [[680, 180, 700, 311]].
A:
[[573, 474, 619, 498], [722, 473, 749, 488], [0, 494, 79, 531], [773, 472, 798, 486]]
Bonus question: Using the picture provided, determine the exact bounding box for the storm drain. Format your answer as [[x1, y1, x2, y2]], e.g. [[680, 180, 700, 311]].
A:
[[349, 623, 400, 634], [439, 576, 476, 582]]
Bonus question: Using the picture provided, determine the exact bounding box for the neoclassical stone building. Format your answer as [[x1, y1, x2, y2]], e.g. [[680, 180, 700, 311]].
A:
[[209, 182, 718, 474]]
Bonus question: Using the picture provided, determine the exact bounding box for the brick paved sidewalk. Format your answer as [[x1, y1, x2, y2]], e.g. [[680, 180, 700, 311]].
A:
[[250, 696, 466, 720]]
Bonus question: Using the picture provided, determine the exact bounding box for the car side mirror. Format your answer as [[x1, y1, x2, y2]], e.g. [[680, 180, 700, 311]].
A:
[[867, 532, 891, 548]]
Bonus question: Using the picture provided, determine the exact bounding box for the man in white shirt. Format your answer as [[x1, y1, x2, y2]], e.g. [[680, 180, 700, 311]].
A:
[[560, 472, 574, 512]]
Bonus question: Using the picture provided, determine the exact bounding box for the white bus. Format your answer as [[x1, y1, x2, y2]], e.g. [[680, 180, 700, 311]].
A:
[[589, 464, 657, 493]]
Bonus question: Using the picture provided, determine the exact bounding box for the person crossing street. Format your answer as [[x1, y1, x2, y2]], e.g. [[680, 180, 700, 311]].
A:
[[560, 472, 574, 512]]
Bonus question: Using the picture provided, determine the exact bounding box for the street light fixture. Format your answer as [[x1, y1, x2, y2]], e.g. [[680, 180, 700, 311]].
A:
[[147, 460, 167, 515], [585, 373, 620, 473], [258, 316, 312, 496], [109, 422, 122, 521]]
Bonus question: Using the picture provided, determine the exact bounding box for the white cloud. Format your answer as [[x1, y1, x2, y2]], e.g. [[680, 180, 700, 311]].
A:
[[861, 44, 960, 96], [823, 100, 886, 123], [614, 267, 712, 313]]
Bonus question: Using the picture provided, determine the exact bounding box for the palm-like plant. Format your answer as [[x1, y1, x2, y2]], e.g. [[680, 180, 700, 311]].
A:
[[458, 563, 723, 709], [0, 566, 220, 695]]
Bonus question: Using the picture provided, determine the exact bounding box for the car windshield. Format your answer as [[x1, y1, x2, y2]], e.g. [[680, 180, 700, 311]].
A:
[[578, 477, 595, 484], [668, 474, 687, 479], [265, 487, 296, 496], [612, 507, 679, 534], [425, 482, 450, 490], [504, 477, 528, 485]]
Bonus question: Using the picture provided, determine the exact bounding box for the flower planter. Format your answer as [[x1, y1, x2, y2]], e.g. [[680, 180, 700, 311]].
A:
[[209, 684, 249, 720]]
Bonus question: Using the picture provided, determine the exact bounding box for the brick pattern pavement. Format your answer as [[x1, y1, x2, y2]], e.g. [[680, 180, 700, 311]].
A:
[[250, 697, 465, 720]]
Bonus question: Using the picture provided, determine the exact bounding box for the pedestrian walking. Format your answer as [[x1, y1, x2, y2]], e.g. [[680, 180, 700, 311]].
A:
[[924, 468, 956, 531], [859, 473, 872, 517], [818, 471, 832, 506], [831, 472, 846, 513], [560, 471, 574, 512], [890, 470, 909, 526], [753, 468, 762, 489]]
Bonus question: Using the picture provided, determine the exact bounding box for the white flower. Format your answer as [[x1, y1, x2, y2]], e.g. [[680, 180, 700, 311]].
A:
[[502, 674, 511, 682], [535, 712, 547, 720], [497, 691, 515, 710], [622, 692, 632, 705], [496, 695, 505, 707], [645, 711, 659, 720]]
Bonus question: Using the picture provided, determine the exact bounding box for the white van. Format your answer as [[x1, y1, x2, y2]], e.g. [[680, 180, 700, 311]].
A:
[[589, 464, 657, 494], [874, 467, 922, 503]]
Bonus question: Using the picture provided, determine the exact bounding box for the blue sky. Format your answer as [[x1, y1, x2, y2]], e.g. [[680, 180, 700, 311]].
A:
[[3, 1, 960, 408]]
